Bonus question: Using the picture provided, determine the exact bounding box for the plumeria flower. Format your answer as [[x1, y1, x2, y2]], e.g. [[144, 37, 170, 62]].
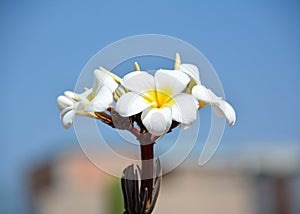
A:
[[178, 64, 236, 126], [57, 68, 118, 129], [116, 69, 198, 136]]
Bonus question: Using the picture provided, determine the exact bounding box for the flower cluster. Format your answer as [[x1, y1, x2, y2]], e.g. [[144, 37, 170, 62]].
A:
[[57, 54, 236, 136]]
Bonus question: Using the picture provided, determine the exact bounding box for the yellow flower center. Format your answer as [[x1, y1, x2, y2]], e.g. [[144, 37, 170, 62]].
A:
[[142, 86, 175, 108]]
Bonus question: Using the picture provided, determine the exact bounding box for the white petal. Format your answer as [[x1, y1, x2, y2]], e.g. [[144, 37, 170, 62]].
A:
[[77, 89, 93, 105], [213, 100, 236, 126], [93, 69, 118, 92], [180, 123, 192, 130], [192, 85, 221, 103], [57, 95, 73, 111], [85, 86, 113, 112], [179, 64, 201, 84], [155, 69, 190, 96], [116, 92, 154, 117], [60, 106, 73, 119], [79, 88, 93, 98], [64, 91, 79, 100], [171, 94, 198, 125], [141, 107, 172, 136], [62, 109, 75, 129], [121, 71, 155, 93]]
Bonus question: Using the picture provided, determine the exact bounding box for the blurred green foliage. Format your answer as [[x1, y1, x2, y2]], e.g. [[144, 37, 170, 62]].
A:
[[107, 178, 124, 214]]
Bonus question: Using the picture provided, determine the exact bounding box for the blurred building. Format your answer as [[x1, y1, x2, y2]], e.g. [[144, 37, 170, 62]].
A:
[[27, 147, 300, 214]]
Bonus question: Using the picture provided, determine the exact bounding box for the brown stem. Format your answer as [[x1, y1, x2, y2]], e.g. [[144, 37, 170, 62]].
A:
[[97, 107, 160, 209], [140, 142, 154, 206]]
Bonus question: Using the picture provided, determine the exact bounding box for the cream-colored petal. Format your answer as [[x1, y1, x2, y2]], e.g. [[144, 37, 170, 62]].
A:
[[116, 92, 154, 117], [179, 64, 201, 84], [93, 69, 118, 92], [192, 85, 221, 103], [141, 107, 172, 136], [121, 71, 155, 93], [155, 69, 190, 96], [57, 95, 73, 111], [171, 94, 198, 125], [212, 100, 236, 126], [85, 86, 113, 112]]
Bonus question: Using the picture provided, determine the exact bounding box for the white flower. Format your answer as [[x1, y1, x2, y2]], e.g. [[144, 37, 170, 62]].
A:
[[179, 64, 236, 126], [116, 69, 198, 136], [57, 69, 118, 129]]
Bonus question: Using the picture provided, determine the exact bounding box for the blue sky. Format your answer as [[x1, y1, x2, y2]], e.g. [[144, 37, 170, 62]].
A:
[[0, 0, 300, 213]]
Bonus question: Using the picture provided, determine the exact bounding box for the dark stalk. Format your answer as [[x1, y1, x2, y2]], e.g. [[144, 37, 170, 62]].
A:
[[140, 142, 154, 205]]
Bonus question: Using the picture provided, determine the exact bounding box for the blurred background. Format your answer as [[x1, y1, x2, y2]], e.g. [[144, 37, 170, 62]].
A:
[[1, 0, 300, 213]]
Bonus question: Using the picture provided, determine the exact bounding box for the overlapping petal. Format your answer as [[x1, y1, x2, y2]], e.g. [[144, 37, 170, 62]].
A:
[[179, 64, 201, 84], [93, 69, 118, 92], [192, 84, 236, 125], [121, 71, 155, 93], [85, 86, 114, 112], [61, 109, 76, 129], [141, 107, 172, 136], [57, 95, 74, 111], [57, 95, 78, 129], [192, 85, 221, 103], [155, 69, 190, 96], [116, 92, 154, 117], [85, 69, 118, 112], [64, 91, 79, 100], [171, 94, 198, 125], [212, 100, 236, 126]]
